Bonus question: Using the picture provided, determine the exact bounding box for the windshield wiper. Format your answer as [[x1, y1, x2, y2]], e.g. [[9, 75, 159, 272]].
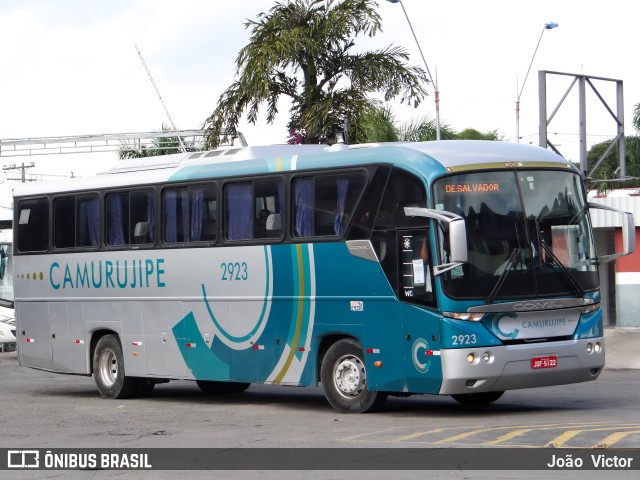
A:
[[538, 239, 585, 297], [534, 219, 585, 297], [486, 248, 521, 305]]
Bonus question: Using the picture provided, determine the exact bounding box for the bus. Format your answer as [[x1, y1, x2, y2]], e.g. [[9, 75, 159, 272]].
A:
[[13, 140, 635, 413]]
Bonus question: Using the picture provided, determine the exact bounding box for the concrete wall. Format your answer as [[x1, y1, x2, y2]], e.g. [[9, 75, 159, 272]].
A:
[[614, 229, 640, 327]]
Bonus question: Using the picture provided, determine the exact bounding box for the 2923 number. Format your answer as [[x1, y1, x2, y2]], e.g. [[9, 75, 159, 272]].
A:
[[221, 262, 248, 281], [451, 334, 477, 346]]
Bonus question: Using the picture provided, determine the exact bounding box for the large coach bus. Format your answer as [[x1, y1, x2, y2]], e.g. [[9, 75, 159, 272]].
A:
[[13, 140, 634, 413]]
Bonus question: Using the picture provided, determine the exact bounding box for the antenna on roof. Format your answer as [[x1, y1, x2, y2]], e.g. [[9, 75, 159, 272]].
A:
[[134, 45, 186, 153]]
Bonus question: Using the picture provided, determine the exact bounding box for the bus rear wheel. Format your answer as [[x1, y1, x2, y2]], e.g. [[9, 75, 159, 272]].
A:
[[451, 391, 504, 406], [93, 334, 138, 399], [320, 339, 386, 413], [196, 380, 251, 394]]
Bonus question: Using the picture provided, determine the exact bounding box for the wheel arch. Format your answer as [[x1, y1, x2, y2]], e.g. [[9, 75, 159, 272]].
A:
[[89, 328, 119, 374]]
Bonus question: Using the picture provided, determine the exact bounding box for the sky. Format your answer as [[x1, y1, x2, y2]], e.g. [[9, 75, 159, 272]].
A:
[[0, 0, 638, 214]]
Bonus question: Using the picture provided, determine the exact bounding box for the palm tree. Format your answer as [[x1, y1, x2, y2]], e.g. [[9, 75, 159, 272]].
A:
[[397, 115, 455, 141], [118, 125, 202, 159], [348, 104, 399, 143], [203, 0, 428, 148]]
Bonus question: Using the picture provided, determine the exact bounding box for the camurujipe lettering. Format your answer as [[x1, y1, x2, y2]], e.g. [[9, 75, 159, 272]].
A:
[[50, 259, 166, 290], [521, 318, 568, 328]]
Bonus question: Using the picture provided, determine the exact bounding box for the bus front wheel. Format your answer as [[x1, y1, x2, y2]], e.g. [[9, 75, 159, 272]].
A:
[[320, 339, 386, 413], [93, 334, 138, 399], [451, 391, 504, 406]]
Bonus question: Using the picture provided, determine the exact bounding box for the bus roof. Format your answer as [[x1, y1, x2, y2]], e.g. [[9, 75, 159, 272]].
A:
[[12, 140, 573, 198]]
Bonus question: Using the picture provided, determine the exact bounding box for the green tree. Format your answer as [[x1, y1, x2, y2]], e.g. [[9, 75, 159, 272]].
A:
[[586, 136, 640, 190], [396, 115, 455, 141], [349, 104, 501, 144], [118, 125, 201, 159], [633, 103, 640, 133], [203, 0, 428, 148], [348, 104, 399, 143], [453, 128, 502, 141]]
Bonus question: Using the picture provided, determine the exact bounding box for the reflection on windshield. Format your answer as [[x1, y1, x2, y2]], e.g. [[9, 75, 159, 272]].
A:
[[433, 170, 597, 300]]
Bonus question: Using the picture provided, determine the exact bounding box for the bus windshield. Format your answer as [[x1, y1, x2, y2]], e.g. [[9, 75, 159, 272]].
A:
[[432, 170, 598, 300]]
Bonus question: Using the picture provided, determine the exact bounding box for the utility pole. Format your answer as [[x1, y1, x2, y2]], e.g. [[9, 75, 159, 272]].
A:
[[3, 162, 35, 182]]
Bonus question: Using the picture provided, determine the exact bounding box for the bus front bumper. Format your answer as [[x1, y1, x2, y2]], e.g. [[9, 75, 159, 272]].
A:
[[438, 337, 605, 395]]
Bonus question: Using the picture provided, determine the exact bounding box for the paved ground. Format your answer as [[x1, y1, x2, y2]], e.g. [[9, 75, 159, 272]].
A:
[[603, 327, 640, 369]]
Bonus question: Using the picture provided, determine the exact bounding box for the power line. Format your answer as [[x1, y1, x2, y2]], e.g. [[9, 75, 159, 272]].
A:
[[2, 162, 35, 182]]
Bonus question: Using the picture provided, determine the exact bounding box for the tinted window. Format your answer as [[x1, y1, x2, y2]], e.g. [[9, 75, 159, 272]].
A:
[[164, 184, 217, 244], [17, 198, 49, 252], [106, 190, 155, 247], [374, 169, 428, 229], [53, 195, 100, 249], [293, 172, 366, 238], [225, 179, 284, 241]]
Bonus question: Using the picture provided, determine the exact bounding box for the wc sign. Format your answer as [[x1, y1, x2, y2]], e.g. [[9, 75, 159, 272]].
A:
[[7, 450, 40, 468]]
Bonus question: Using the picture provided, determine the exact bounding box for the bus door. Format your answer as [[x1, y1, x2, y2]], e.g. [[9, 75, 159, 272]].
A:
[[397, 228, 443, 394]]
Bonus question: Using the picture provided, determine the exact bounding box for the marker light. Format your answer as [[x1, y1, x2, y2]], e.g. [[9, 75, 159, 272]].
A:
[[467, 353, 475, 364], [586, 343, 593, 354], [581, 303, 599, 315], [444, 312, 485, 322], [594, 342, 602, 353]]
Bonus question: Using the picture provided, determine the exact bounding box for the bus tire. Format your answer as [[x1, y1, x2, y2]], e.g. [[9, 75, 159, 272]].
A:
[[451, 391, 504, 406], [320, 339, 386, 413], [196, 380, 251, 394], [93, 334, 138, 399]]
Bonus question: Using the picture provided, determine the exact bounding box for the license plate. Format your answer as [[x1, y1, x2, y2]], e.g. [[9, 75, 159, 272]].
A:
[[531, 355, 558, 369]]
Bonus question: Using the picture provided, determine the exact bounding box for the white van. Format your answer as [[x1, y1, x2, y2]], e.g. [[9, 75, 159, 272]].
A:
[[0, 229, 15, 352]]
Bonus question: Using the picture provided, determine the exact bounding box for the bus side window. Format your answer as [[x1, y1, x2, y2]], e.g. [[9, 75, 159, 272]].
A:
[[76, 196, 100, 247], [292, 172, 366, 239], [53, 195, 100, 249], [164, 185, 217, 244], [225, 179, 284, 242], [106, 190, 155, 247], [293, 177, 313, 238], [17, 198, 50, 253], [374, 169, 428, 229], [254, 179, 284, 240], [225, 183, 253, 241], [106, 193, 128, 246], [54, 197, 75, 249], [130, 191, 155, 245]]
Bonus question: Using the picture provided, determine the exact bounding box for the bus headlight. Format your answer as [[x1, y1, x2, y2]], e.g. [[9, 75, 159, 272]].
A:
[[586, 342, 602, 354], [444, 312, 485, 322]]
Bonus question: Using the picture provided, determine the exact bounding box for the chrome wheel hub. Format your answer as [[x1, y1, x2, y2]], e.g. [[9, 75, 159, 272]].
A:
[[333, 354, 366, 399]]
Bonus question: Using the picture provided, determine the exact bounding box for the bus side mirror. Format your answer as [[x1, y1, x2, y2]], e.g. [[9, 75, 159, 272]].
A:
[[448, 218, 468, 264], [588, 202, 635, 263], [403, 206, 467, 275]]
